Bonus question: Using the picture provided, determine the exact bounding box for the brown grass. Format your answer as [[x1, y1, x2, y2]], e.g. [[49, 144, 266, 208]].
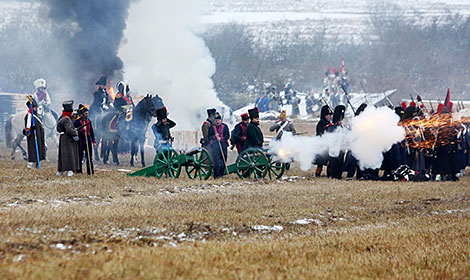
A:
[[0, 153, 469, 279]]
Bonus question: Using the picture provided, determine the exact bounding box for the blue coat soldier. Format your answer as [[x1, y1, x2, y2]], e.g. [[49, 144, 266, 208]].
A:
[[152, 107, 176, 153]]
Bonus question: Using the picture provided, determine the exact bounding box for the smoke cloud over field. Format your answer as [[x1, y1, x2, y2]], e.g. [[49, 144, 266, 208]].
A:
[[119, 0, 225, 130], [270, 107, 405, 170], [44, 0, 131, 95]]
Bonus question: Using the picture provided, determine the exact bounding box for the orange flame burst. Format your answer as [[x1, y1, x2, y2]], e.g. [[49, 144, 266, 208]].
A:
[[400, 114, 468, 150], [107, 82, 116, 101]]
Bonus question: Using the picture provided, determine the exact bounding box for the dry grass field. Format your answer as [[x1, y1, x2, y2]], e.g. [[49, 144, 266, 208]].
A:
[[0, 144, 469, 279]]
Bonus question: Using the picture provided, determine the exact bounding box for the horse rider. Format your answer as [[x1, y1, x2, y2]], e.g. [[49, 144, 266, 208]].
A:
[[33, 78, 57, 119], [152, 107, 176, 153], [113, 80, 134, 130], [90, 76, 112, 118]]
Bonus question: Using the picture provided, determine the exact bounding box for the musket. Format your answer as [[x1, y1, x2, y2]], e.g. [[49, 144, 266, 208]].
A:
[[416, 95, 430, 117], [82, 120, 94, 175], [340, 84, 357, 115], [429, 100, 434, 114], [27, 95, 40, 169], [461, 101, 465, 109], [359, 81, 370, 104], [320, 96, 333, 112]]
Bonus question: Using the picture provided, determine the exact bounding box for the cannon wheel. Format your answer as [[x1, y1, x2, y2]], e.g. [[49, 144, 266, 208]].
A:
[[236, 148, 269, 179], [154, 149, 181, 179], [185, 148, 212, 180], [267, 154, 286, 180]]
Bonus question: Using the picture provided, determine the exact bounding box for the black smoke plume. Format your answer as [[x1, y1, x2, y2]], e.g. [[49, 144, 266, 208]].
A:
[[44, 0, 131, 96]]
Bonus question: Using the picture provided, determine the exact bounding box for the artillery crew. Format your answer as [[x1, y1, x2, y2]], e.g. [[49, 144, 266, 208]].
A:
[[24, 98, 46, 168], [74, 104, 96, 175], [208, 112, 230, 178], [57, 100, 79, 177], [201, 108, 216, 156], [230, 113, 249, 154], [244, 107, 264, 150], [152, 107, 176, 152], [269, 110, 296, 140]]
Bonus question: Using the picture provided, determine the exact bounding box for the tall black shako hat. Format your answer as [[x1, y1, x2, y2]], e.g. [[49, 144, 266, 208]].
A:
[[248, 107, 259, 120], [62, 100, 74, 112], [96, 76, 107, 86], [320, 105, 333, 119], [78, 104, 88, 115], [207, 108, 216, 118], [156, 107, 168, 120], [332, 105, 346, 124], [355, 103, 367, 116], [394, 106, 405, 120]]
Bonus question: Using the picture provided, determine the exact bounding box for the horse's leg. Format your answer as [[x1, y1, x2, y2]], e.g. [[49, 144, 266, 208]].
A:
[[112, 137, 120, 165], [10, 136, 18, 160], [140, 139, 146, 167], [130, 140, 136, 167], [16, 136, 27, 161], [94, 138, 101, 161]]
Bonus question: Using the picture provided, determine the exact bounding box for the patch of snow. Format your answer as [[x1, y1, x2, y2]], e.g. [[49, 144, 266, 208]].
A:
[[292, 218, 322, 225], [252, 225, 284, 232]]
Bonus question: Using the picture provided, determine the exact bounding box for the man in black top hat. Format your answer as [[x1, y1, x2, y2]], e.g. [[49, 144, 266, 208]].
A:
[[327, 105, 346, 179], [24, 98, 46, 168], [152, 107, 176, 152], [315, 105, 333, 176], [201, 108, 216, 151], [57, 100, 79, 176], [74, 104, 95, 175], [244, 107, 264, 150]]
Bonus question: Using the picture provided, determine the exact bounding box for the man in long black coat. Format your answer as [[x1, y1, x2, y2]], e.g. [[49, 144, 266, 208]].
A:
[[244, 108, 264, 150], [24, 98, 46, 168], [57, 100, 79, 176], [315, 105, 333, 176]]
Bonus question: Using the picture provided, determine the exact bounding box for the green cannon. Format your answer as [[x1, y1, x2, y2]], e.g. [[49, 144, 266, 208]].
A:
[[127, 147, 285, 180]]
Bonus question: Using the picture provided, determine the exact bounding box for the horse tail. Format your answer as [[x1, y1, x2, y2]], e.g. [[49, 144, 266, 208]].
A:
[[4, 117, 13, 149]]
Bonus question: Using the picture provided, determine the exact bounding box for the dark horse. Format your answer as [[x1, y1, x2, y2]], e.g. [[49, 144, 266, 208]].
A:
[[101, 94, 162, 167]]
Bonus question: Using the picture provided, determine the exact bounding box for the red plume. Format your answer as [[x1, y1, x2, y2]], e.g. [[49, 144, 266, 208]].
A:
[[401, 102, 407, 109]]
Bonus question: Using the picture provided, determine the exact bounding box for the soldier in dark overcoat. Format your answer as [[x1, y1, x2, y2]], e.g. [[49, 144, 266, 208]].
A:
[[24, 98, 46, 168], [315, 105, 333, 176], [57, 100, 79, 176], [244, 108, 264, 150]]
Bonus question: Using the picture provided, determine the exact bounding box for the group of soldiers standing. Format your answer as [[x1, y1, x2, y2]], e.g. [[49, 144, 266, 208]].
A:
[[23, 76, 136, 176]]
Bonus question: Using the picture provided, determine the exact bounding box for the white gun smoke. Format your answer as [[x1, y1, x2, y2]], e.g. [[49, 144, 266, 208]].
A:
[[270, 106, 405, 171], [119, 0, 224, 130]]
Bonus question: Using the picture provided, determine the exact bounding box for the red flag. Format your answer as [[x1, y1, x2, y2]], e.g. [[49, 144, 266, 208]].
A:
[[340, 57, 345, 73], [443, 88, 451, 111]]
